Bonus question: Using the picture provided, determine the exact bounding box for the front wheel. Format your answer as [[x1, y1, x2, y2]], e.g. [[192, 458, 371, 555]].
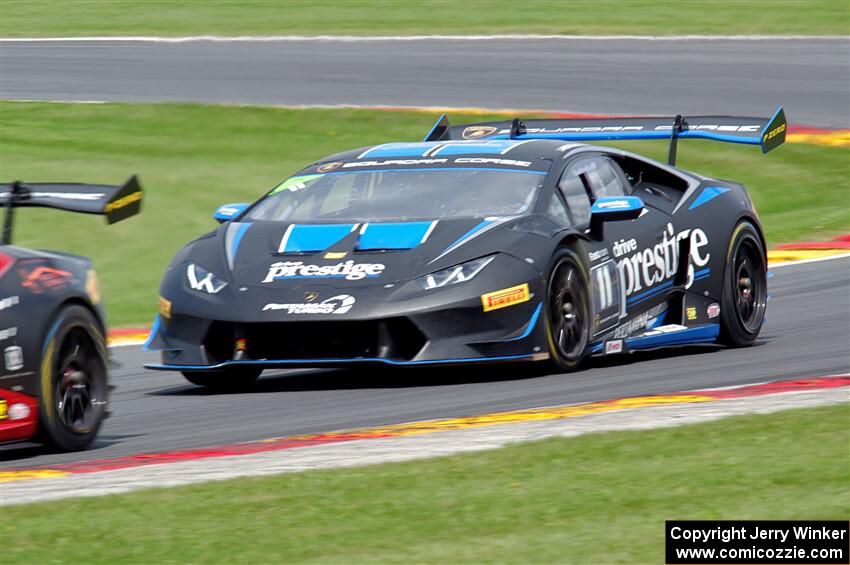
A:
[[181, 367, 262, 391], [546, 249, 591, 372], [38, 305, 109, 451], [719, 221, 767, 347]]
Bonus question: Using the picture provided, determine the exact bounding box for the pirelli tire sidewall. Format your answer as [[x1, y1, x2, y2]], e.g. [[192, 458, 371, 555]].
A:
[[719, 221, 767, 348], [545, 245, 591, 372], [38, 304, 109, 451]]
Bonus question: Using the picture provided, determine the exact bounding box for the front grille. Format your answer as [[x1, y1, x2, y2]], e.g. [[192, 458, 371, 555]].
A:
[[203, 318, 426, 362]]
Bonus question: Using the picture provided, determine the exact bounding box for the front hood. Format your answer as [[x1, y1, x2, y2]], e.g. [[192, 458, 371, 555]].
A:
[[214, 218, 528, 288]]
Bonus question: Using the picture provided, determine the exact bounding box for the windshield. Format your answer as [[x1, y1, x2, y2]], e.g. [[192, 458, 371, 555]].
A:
[[244, 168, 546, 222]]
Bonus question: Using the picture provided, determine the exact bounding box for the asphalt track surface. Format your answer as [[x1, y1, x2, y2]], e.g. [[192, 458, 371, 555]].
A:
[[2, 256, 848, 468], [1, 37, 848, 127]]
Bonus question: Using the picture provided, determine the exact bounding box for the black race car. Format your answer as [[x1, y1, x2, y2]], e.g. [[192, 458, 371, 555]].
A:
[[145, 110, 786, 388], [0, 177, 142, 450]]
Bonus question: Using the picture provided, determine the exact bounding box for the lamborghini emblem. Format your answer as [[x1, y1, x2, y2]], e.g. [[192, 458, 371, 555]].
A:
[[462, 126, 498, 140]]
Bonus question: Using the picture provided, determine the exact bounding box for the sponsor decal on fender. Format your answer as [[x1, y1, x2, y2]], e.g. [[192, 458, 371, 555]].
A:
[[159, 296, 172, 319], [19, 266, 76, 293], [0, 327, 17, 341], [0, 295, 19, 311], [604, 339, 624, 354], [263, 260, 385, 282], [85, 270, 101, 305], [462, 126, 498, 140], [263, 294, 355, 315], [686, 306, 698, 321], [481, 283, 531, 312], [707, 303, 721, 319], [4, 345, 23, 371], [0, 400, 6, 420], [588, 249, 609, 263]]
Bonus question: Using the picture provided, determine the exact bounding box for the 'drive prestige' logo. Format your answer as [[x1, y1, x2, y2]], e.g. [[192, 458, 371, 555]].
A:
[[263, 260, 385, 282], [617, 223, 710, 296]]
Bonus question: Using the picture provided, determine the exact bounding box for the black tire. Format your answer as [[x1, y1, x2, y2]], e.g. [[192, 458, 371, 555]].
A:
[[37, 305, 108, 452], [181, 367, 262, 391], [719, 221, 767, 347], [546, 248, 591, 372]]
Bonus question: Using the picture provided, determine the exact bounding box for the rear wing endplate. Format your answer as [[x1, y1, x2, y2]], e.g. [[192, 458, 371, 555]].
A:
[[0, 175, 142, 245], [424, 108, 787, 164]]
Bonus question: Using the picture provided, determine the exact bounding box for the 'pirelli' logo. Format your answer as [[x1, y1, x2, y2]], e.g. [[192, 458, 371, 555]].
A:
[[481, 283, 531, 312]]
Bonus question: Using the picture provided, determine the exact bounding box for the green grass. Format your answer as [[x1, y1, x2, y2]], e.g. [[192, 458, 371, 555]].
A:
[[0, 0, 847, 37], [1, 101, 847, 327], [1, 404, 847, 563]]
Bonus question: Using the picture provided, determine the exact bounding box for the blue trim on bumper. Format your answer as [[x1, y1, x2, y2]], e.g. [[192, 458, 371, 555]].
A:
[[145, 352, 539, 371], [626, 324, 719, 350]]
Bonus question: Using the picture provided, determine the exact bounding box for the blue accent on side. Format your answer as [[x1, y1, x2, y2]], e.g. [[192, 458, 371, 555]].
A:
[[230, 222, 252, 260], [626, 324, 719, 350], [433, 140, 520, 155], [590, 341, 604, 354], [423, 113, 447, 142], [694, 268, 711, 281], [627, 269, 711, 307], [362, 140, 522, 158], [145, 352, 538, 370], [627, 280, 674, 306], [325, 167, 546, 177], [689, 186, 730, 210], [502, 302, 543, 342], [440, 219, 494, 255], [284, 224, 355, 253], [357, 222, 432, 251], [142, 315, 160, 351], [591, 196, 644, 214]]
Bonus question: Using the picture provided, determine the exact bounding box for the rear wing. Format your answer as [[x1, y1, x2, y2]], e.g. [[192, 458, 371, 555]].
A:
[[424, 108, 787, 165], [0, 175, 142, 245]]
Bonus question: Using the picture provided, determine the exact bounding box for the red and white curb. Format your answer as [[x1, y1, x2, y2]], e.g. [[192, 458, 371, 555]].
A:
[[1, 375, 847, 506]]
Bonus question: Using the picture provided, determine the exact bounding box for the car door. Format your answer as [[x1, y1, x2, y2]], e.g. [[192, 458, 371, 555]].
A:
[[558, 152, 674, 337]]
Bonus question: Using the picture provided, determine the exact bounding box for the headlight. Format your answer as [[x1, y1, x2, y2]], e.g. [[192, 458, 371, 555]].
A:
[[186, 263, 227, 294], [418, 256, 494, 290]]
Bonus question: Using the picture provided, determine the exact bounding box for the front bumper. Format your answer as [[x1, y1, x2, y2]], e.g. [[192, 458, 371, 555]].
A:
[[146, 266, 550, 370]]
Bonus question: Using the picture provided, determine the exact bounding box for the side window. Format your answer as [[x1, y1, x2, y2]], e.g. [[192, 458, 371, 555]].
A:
[[592, 157, 630, 198], [545, 193, 571, 226], [558, 157, 593, 226], [558, 155, 632, 226]]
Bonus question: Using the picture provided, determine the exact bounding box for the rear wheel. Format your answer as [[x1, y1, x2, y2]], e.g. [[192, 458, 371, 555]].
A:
[[719, 221, 767, 347], [546, 249, 591, 372], [38, 305, 108, 451], [181, 367, 262, 391]]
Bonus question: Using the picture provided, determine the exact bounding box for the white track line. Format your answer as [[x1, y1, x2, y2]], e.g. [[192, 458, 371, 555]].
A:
[[1, 35, 847, 43]]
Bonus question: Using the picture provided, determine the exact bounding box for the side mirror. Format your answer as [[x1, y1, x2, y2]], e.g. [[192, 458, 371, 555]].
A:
[[213, 203, 249, 223], [589, 196, 644, 239]]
